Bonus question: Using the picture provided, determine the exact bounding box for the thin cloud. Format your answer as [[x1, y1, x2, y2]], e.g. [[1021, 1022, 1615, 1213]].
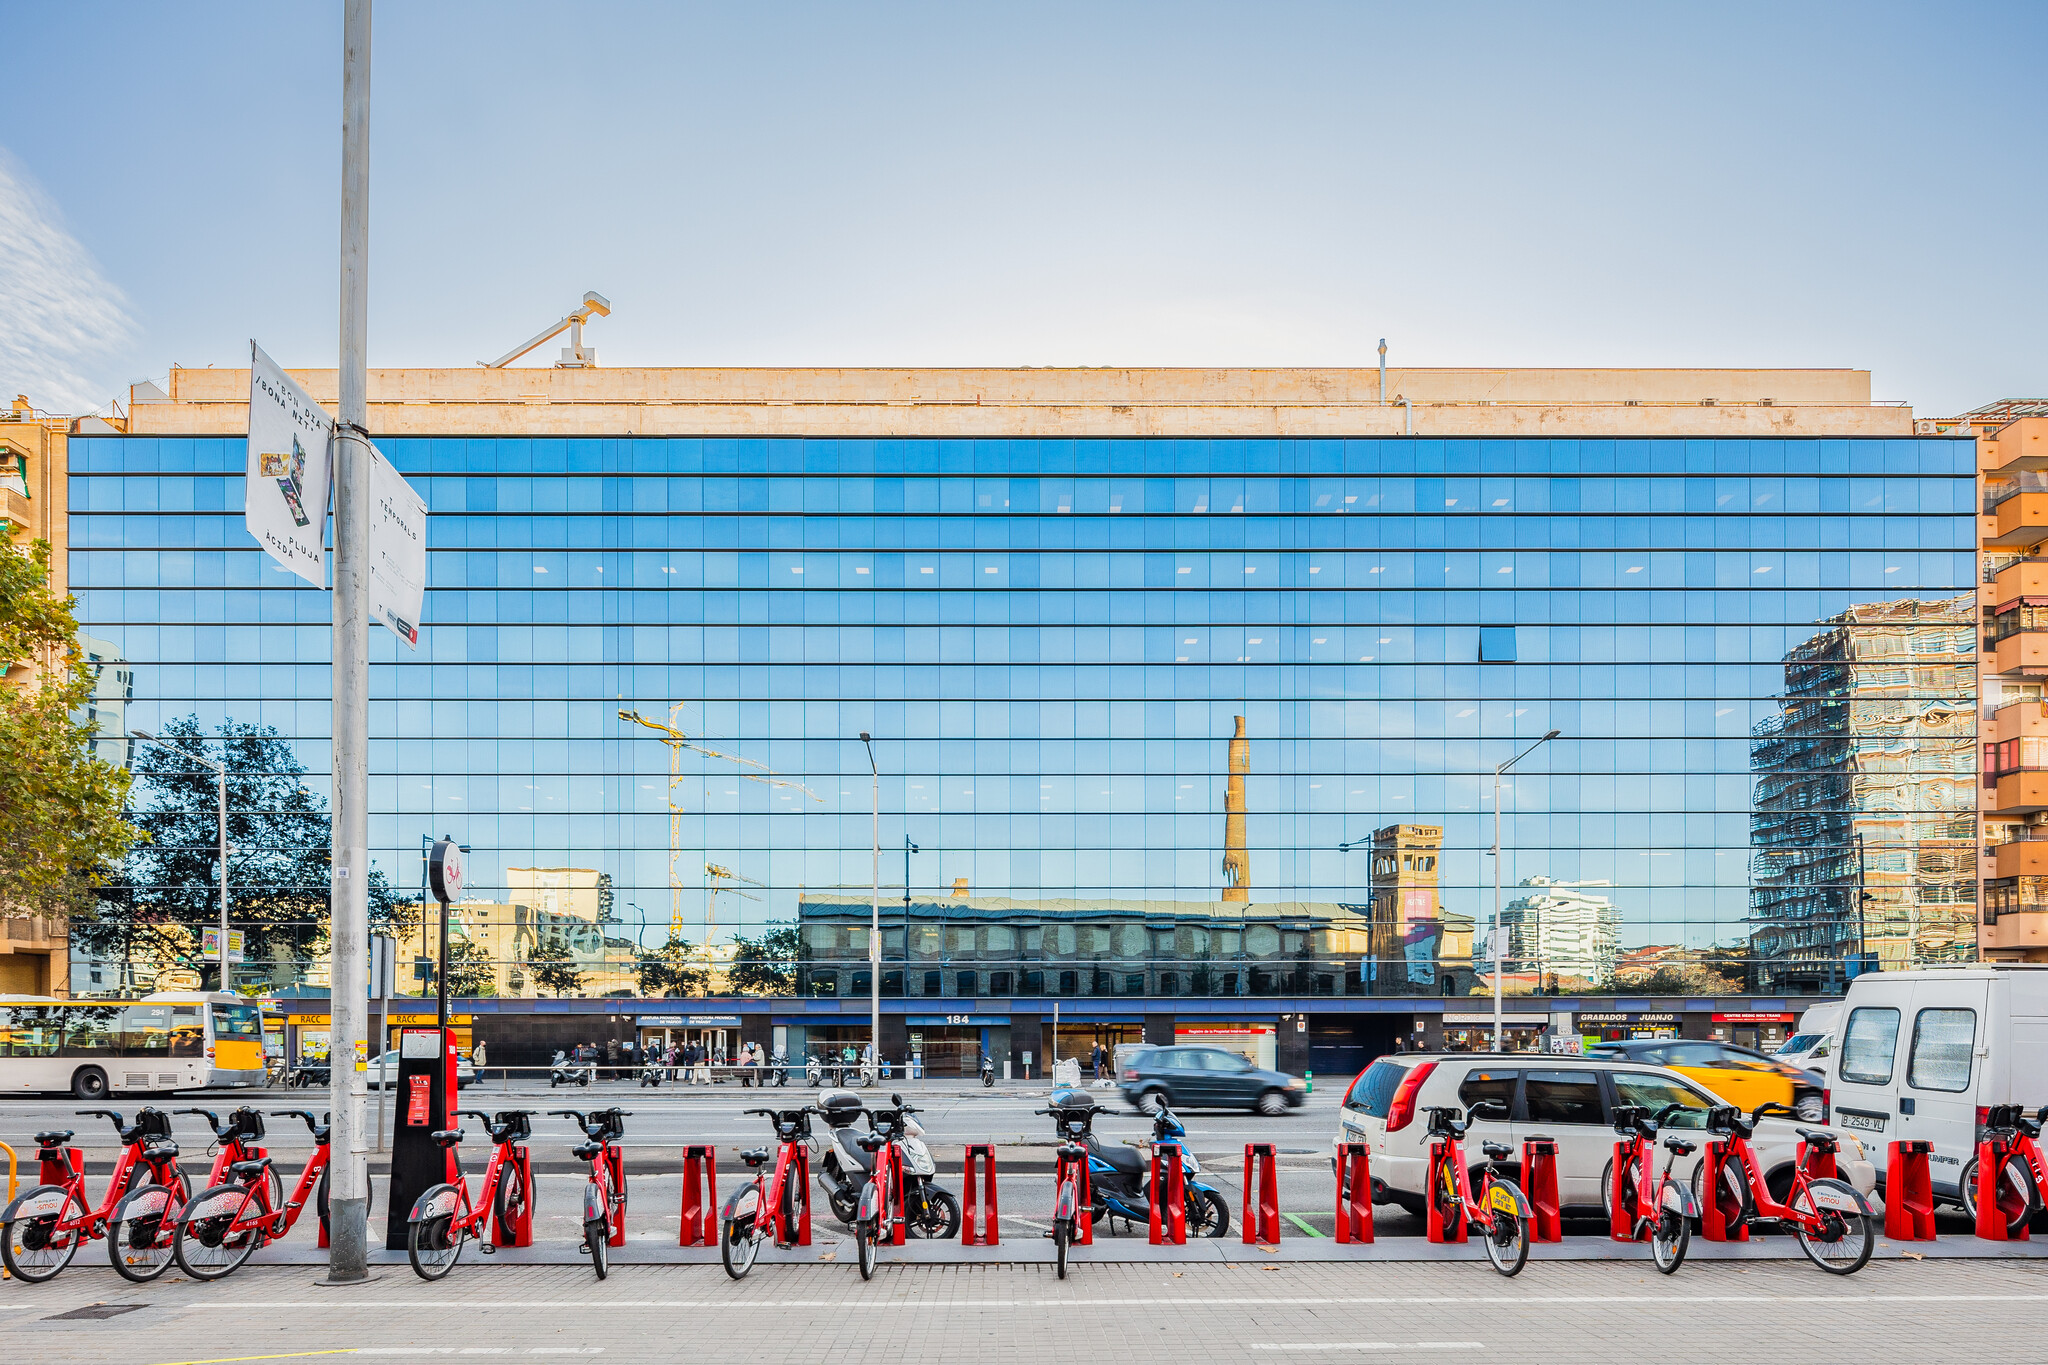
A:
[[0, 150, 133, 413]]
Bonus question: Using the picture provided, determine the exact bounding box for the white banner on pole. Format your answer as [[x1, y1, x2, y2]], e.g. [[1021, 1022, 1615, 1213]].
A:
[[245, 342, 334, 587], [365, 439, 426, 647]]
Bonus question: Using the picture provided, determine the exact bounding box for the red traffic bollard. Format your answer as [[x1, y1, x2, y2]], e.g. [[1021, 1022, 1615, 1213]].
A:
[[678, 1144, 719, 1247], [1242, 1143, 1281, 1245], [1698, 1140, 1749, 1242], [961, 1143, 1000, 1246], [1521, 1138, 1562, 1243], [490, 1144, 534, 1247], [1974, 1136, 2032, 1242], [1333, 1143, 1373, 1244], [1149, 1140, 1187, 1245], [1885, 1140, 1936, 1242]]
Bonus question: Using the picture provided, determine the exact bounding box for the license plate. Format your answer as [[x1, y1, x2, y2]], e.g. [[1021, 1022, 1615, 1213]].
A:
[[1487, 1185, 1519, 1215], [1837, 1111, 1886, 1133]]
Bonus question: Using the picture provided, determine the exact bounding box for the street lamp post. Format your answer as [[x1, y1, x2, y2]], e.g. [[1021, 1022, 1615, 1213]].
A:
[[1492, 729, 1561, 1053], [133, 729, 229, 991], [859, 733, 881, 1085]]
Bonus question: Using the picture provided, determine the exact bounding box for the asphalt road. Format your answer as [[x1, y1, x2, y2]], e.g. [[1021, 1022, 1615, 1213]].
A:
[[2, 1260, 2043, 1365]]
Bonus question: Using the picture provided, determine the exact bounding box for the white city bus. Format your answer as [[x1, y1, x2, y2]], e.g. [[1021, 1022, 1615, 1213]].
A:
[[0, 992, 270, 1098]]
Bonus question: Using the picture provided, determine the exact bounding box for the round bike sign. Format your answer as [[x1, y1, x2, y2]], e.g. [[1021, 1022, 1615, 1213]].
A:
[[429, 836, 464, 904]]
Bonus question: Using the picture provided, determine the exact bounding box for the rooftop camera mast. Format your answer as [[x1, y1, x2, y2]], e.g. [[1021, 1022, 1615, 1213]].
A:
[[483, 291, 611, 369]]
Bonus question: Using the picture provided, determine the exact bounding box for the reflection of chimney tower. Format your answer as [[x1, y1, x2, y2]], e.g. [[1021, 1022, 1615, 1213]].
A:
[[1222, 715, 1250, 901]]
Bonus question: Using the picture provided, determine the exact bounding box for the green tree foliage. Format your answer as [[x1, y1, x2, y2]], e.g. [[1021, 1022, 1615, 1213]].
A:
[[635, 935, 708, 998], [526, 937, 586, 997], [438, 935, 498, 997], [0, 540, 137, 915], [75, 715, 405, 990], [727, 923, 800, 996]]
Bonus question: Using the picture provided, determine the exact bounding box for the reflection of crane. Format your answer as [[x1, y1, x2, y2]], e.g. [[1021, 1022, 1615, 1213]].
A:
[[620, 706, 821, 938], [704, 863, 763, 937]]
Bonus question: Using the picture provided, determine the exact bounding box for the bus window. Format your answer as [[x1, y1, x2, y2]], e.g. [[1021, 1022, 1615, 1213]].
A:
[[170, 1007, 204, 1057], [59, 1006, 118, 1055], [212, 1002, 261, 1039], [121, 1005, 171, 1056], [2, 1006, 59, 1057]]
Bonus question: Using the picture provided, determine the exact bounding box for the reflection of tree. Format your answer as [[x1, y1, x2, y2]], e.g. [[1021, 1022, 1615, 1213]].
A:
[[635, 936, 708, 998], [439, 937, 497, 997], [76, 716, 406, 989], [728, 923, 799, 996], [527, 939, 586, 997]]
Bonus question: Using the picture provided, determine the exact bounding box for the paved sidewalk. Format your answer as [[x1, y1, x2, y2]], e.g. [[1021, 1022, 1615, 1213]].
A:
[[1, 1259, 2043, 1365]]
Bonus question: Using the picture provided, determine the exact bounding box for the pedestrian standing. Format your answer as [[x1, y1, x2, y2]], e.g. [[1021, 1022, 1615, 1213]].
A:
[[694, 1041, 711, 1086], [605, 1036, 620, 1081], [472, 1037, 487, 1082]]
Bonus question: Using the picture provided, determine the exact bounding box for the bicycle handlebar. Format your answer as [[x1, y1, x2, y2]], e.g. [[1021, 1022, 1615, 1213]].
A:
[[175, 1107, 223, 1134], [267, 1110, 323, 1137], [1749, 1102, 1796, 1121], [76, 1109, 127, 1136]]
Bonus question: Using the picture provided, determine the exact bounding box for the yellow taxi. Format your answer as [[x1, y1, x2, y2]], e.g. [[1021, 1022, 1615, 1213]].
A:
[[1588, 1039, 1824, 1119]]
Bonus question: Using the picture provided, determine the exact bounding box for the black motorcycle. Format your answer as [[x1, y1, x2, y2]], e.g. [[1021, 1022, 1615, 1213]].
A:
[[811, 1091, 960, 1238]]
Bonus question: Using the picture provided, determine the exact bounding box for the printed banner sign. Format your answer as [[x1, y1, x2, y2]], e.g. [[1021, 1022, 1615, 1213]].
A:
[[245, 342, 333, 587], [366, 438, 427, 647], [200, 927, 246, 962]]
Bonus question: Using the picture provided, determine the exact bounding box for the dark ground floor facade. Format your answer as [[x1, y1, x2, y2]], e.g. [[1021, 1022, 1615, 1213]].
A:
[[273, 994, 1826, 1082]]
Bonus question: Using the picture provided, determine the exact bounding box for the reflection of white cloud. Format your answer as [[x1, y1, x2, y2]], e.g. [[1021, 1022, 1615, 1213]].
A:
[[0, 151, 133, 413]]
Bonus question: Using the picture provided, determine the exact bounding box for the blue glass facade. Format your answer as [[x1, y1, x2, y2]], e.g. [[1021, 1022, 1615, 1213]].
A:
[[68, 435, 1978, 1008]]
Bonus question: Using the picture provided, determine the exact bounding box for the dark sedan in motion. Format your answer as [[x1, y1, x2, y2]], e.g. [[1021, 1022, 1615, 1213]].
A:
[[1119, 1045, 1307, 1116]]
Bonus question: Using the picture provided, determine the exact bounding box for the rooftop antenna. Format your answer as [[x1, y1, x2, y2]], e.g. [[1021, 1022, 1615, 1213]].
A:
[[483, 291, 611, 368]]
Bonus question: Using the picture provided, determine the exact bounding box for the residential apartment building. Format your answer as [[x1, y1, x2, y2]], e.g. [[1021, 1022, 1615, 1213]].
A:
[[1496, 876, 1620, 989]]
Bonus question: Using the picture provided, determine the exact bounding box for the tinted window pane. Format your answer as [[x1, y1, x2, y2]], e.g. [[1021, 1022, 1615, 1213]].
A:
[[1457, 1068, 1518, 1116], [1611, 1070, 1710, 1128], [1840, 1007, 1901, 1085], [1524, 1069, 1603, 1125], [1907, 1009, 1975, 1093]]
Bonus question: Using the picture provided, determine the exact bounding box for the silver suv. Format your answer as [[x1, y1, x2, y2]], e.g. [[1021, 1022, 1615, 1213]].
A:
[[1333, 1052, 1877, 1216]]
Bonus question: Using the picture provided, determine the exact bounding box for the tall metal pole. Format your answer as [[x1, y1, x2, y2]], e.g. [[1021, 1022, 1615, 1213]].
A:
[[326, 0, 372, 1282], [861, 734, 880, 1084], [217, 766, 230, 991]]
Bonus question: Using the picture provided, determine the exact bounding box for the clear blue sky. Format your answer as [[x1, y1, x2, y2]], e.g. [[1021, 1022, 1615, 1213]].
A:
[[4, 1, 2042, 415]]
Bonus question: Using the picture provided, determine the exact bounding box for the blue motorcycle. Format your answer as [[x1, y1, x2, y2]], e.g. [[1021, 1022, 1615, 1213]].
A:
[[1046, 1086, 1230, 1237]]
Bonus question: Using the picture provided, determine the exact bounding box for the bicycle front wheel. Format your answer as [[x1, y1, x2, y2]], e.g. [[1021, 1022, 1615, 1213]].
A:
[[175, 1184, 262, 1281], [109, 1183, 183, 1282], [2, 1185, 87, 1284], [856, 1214, 878, 1280], [1053, 1216, 1070, 1279], [1791, 1177, 1873, 1275]]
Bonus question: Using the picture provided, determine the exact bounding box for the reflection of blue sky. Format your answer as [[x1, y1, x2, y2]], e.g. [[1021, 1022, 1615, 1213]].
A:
[[72, 436, 1976, 957]]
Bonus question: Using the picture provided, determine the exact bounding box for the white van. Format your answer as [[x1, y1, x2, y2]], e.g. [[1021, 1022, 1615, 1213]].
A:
[[1775, 1001, 1843, 1075], [1826, 965, 2048, 1217]]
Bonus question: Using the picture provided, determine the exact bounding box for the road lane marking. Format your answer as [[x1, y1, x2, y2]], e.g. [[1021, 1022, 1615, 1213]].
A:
[[1250, 1345, 1484, 1352], [198, 1293, 2048, 1310], [148, 1352, 358, 1365]]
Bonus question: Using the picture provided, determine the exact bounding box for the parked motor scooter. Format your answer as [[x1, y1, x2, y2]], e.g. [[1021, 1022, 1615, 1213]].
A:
[[806, 1054, 823, 1087], [771, 1049, 790, 1087], [551, 1050, 592, 1088], [980, 1053, 995, 1088], [638, 1055, 664, 1088], [812, 1090, 960, 1237], [1043, 1086, 1229, 1237]]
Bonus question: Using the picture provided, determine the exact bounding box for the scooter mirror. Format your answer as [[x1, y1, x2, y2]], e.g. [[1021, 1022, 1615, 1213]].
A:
[[892, 1093, 903, 1106]]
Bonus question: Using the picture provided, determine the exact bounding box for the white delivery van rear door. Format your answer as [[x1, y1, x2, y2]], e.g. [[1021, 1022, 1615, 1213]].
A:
[[1891, 975, 1989, 1197]]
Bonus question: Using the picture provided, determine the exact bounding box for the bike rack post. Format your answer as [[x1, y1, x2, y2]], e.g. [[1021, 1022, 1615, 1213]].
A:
[[678, 1143, 718, 1247], [961, 1143, 1000, 1246], [1795, 1137, 1839, 1183], [39, 1142, 83, 1188], [1333, 1142, 1373, 1244], [1241, 1143, 1281, 1245], [1973, 1134, 2031, 1242], [1884, 1140, 1936, 1242], [603, 1145, 627, 1247], [1521, 1138, 1562, 1243], [491, 1144, 535, 1248], [1424, 1139, 1466, 1244], [1607, 1141, 1640, 1242], [1149, 1140, 1186, 1245], [1697, 1139, 1749, 1242]]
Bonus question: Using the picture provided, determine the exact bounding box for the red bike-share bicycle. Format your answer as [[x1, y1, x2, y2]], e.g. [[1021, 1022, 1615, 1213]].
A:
[[550, 1108, 630, 1279], [172, 1111, 335, 1280], [1697, 1102, 1874, 1274], [1, 1108, 192, 1284], [1966, 1104, 2047, 1234], [404, 1109, 535, 1280], [721, 1106, 815, 1280], [1607, 1103, 1701, 1273], [1421, 1103, 1534, 1276]]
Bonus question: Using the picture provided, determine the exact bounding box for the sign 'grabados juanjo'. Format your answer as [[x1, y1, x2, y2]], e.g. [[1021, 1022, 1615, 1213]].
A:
[[244, 340, 427, 648]]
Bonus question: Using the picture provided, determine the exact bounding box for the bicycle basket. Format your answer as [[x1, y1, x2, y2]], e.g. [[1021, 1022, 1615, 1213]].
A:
[[492, 1111, 532, 1145], [135, 1108, 173, 1140], [228, 1108, 267, 1141]]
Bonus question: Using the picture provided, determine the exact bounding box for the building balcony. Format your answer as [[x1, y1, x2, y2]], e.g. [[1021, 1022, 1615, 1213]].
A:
[[1991, 699, 2048, 743], [0, 485, 28, 542], [1993, 770, 2048, 814], [1992, 833, 2048, 879], [1983, 911, 2048, 955], [1993, 630, 2048, 676], [1992, 557, 2048, 606], [1987, 491, 2048, 547]]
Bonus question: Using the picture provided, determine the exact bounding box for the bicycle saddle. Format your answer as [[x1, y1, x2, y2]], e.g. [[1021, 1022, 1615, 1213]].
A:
[[430, 1128, 465, 1149], [572, 1142, 604, 1161], [1663, 1138, 1698, 1157], [739, 1147, 770, 1167], [141, 1140, 180, 1161], [1480, 1141, 1513, 1161], [34, 1129, 74, 1146], [1795, 1129, 1838, 1154], [856, 1133, 888, 1152], [230, 1157, 273, 1180]]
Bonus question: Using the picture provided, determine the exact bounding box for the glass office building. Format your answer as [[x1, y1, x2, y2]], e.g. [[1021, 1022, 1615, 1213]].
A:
[[67, 433, 1977, 1063]]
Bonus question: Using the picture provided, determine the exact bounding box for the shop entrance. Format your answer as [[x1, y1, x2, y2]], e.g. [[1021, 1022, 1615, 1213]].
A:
[[1051, 1022, 1142, 1076], [638, 1025, 732, 1065]]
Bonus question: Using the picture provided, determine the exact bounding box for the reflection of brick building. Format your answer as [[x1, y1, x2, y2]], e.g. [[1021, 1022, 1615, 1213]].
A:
[[1749, 596, 1977, 992], [1367, 824, 1472, 995]]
